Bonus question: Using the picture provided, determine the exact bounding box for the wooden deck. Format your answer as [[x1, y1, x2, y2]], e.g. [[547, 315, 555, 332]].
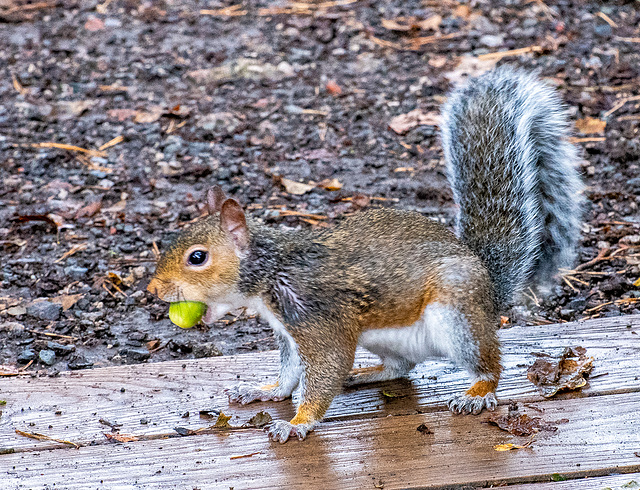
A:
[[1, 315, 639, 489]]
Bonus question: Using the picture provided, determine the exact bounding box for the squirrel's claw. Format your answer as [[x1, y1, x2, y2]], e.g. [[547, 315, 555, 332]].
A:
[[225, 383, 286, 405], [448, 392, 497, 415], [265, 419, 311, 443]]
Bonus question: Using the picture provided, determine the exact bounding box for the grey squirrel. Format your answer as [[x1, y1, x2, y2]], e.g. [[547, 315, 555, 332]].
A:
[[147, 66, 584, 443]]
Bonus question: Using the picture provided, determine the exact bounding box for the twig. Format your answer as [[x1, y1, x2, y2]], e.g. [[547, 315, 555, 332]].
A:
[[1, 1, 56, 15], [614, 36, 640, 43], [568, 137, 606, 144], [25, 329, 78, 341], [477, 45, 543, 61], [99, 135, 124, 151], [200, 5, 247, 16], [31, 142, 107, 158], [54, 243, 88, 263], [603, 95, 640, 118], [15, 429, 80, 449], [596, 12, 618, 28]]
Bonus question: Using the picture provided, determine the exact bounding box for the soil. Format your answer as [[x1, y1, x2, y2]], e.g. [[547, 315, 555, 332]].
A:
[[1, 0, 639, 374]]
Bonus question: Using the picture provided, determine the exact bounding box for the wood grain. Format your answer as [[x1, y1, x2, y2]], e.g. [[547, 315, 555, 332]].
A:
[[1, 315, 638, 452], [2, 392, 639, 489]]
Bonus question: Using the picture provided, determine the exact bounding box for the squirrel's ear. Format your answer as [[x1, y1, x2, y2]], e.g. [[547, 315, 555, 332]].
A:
[[220, 198, 249, 252], [206, 186, 227, 215]]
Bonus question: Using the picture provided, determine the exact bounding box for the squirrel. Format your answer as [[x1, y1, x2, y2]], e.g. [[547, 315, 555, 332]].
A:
[[147, 66, 584, 443]]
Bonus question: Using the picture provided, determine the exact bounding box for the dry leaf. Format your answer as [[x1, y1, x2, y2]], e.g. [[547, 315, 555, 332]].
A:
[[51, 294, 84, 311], [214, 412, 232, 428], [75, 199, 102, 219], [634, 277, 640, 287], [445, 56, 498, 83], [318, 178, 343, 191], [575, 117, 606, 134], [326, 80, 342, 96], [494, 442, 531, 451], [279, 177, 315, 195], [487, 410, 560, 436], [389, 109, 441, 134], [134, 106, 164, 124], [104, 433, 139, 443], [247, 411, 272, 428], [527, 346, 594, 397], [107, 109, 138, 121]]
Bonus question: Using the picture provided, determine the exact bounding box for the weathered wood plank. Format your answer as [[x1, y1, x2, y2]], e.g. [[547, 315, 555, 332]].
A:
[[2, 392, 640, 489], [1, 315, 638, 451], [506, 472, 640, 489]]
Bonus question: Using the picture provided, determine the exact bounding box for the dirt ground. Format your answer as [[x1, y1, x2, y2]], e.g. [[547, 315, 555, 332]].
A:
[[1, 0, 639, 374]]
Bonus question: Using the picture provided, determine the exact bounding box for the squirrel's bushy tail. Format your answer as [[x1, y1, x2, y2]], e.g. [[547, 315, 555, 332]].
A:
[[441, 66, 584, 308]]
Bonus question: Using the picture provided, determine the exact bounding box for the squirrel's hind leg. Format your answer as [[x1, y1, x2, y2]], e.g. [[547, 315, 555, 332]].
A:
[[344, 357, 415, 386]]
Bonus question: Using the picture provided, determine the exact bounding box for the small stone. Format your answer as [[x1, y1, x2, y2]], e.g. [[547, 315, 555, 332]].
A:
[[478, 34, 504, 48], [193, 342, 223, 359], [27, 300, 62, 321], [39, 349, 57, 366], [46, 341, 75, 355], [18, 349, 37, 364], [64, 266, 89, 280], [559, 309, 575, 319], [67, 355, 93, 370], [122, 348, 150, 361], [140, 418, 149, 425], [0, 322, 25, 338], [7, 306, 27, 317], [594, 24, 612, 37]]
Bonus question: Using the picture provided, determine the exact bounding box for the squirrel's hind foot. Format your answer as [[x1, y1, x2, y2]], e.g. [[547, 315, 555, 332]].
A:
[[447, 392, 497, 415], [225, 383, 288, 405], [265, 419, 313, 443]]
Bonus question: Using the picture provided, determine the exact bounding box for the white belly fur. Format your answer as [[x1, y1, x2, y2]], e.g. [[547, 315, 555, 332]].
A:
[[358, 303, 464, 364]]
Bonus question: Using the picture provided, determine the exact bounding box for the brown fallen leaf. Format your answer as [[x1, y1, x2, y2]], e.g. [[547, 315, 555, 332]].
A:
[[487, 407, 560, 436], [247, 411, 272, 428], [107, 109, 138, 121], [494, 441, 533, 451], [75, 199, 102, 219], [527, 346, 594, 398], [214, 412, 232, 428], [318, 178, 343, 191], [389, 109, 440, 134], [575, 117, 606, 134], [326, 80, 342, 96], [51, 294, 84, 311], [134, 106, 164, 124], [444, 56, 498, 83], [278, 177, 316, 195], [104, 433, 139, 443]]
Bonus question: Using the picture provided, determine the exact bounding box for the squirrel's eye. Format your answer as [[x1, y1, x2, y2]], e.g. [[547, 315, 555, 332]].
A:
[[187, 250, 208, 266]]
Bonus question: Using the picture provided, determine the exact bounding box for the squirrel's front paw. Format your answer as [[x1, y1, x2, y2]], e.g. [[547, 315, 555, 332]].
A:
[[225, 383, 286, 405], [448, 392, 497, 415], [265, 419, 313, 443]]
